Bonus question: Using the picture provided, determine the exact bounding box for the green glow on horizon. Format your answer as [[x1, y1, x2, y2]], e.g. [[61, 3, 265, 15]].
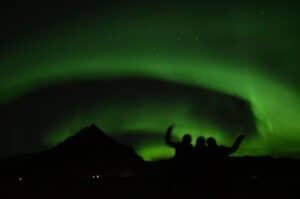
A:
[[1, 6, 300, 159]]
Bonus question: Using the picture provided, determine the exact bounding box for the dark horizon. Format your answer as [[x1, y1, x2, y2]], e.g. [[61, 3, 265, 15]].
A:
[[0, 123, 299, 198]]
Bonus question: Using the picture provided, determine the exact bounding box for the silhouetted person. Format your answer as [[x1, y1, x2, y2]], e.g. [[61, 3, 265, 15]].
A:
[[194, 136, 206, 156], [202, 135, 244, 181], [193, 136, 208, 175], [165, 125, 194, 183], [206, 137, 218, 158], [206, 135, 245, 158], [165, 125, 193, 161]]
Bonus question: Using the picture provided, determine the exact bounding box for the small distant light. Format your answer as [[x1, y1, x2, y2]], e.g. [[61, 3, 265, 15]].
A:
[[251, 175, 258, 180], [96, 175, 100, 179], [92, 175, 95, 179], [18, 177, 23, 182]]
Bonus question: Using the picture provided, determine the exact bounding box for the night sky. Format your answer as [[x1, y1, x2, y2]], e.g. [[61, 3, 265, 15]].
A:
[[1, 1, 300, 160]]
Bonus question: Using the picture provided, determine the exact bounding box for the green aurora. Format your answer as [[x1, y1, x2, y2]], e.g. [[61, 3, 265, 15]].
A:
[[1, 2, 300, 160]]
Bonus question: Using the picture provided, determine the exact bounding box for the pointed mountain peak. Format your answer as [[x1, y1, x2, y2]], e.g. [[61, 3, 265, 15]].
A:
[[50, 124, 142, 161], [73, 124, 106, 138], [63, 124, 114, 143], [39, 124, 145, 175], [55, 124, 115, 149]]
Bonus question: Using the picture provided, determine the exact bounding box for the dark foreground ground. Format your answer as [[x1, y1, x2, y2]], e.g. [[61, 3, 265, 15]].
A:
[[0, 156, 299, 198], [0, 125, 298, 198]]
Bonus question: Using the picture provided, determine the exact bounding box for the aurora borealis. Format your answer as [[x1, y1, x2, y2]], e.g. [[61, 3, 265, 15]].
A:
[[1, 1, 300, 160]]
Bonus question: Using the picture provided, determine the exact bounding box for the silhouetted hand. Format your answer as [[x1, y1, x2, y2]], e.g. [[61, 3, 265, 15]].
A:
[[167, 124, 175, 134], [165, 124, 176, 147], [237, 134, 245, 142], [228, 134, 246, 154]]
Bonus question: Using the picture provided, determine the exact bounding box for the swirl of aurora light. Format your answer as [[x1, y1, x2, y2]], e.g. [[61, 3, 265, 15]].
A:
[[0, 1, 300, 160]]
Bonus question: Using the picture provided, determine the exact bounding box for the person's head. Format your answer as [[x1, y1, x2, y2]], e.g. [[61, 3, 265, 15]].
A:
[[207, 137, 217, 147], [196, 136, 205, 148], [182, 134, 192, 145]]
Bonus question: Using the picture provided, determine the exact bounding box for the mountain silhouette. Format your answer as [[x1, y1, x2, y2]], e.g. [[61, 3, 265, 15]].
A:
[[0, 124, 299, 196], [37, 124, 145, 176]]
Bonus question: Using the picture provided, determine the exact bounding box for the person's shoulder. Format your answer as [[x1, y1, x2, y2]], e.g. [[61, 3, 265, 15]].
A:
[[175, 142, 181, 147]]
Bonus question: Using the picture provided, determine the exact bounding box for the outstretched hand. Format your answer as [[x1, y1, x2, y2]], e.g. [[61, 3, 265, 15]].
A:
[[228, 134, 246, 154], [165, 124, 176, 146], [237, 134, 245, 142], [166, 125, 175, 136], [167, 124, 174, 132]]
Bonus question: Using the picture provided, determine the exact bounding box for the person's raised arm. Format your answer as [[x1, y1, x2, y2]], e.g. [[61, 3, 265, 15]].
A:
[[227, 134, 245, 155], [165, 125, 176, 147]]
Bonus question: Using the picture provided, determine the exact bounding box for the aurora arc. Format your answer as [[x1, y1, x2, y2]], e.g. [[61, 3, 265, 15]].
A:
[[1, 3, 300, 160]]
